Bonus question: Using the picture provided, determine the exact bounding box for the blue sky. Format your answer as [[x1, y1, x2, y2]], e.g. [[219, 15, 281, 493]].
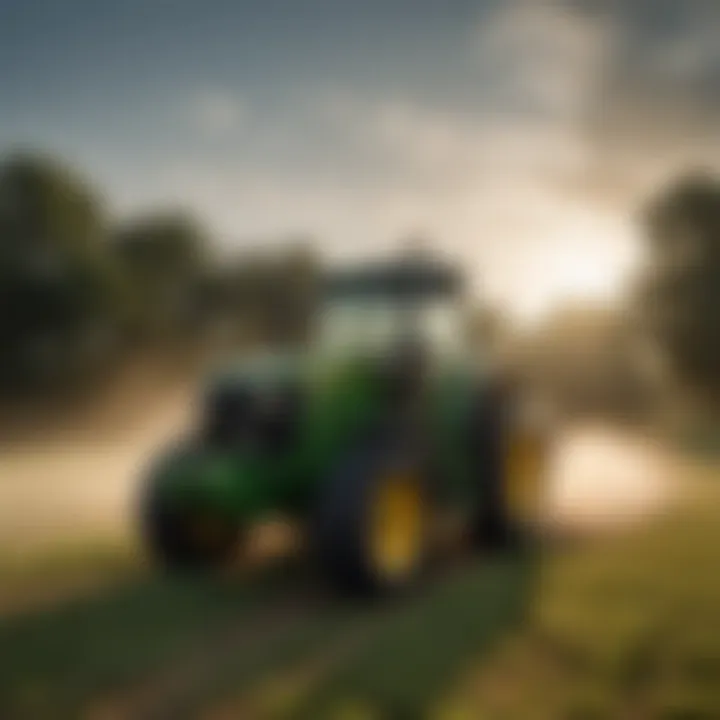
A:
[[1, 1, 488, 172], [2, 0, 719, 320]]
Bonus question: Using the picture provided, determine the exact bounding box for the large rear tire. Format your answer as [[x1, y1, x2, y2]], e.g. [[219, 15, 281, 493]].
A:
[[313, 437, 431, 598]]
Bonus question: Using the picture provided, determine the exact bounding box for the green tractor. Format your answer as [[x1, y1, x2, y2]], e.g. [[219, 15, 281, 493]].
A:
[[140, 253, 549, 596]]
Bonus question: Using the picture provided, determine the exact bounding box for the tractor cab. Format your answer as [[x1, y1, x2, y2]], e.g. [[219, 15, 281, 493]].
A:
[[317, 253, 470, 364], [316, 253, 474, 411]]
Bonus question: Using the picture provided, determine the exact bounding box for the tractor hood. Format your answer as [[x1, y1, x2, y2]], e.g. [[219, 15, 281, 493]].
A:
[[206, 344, 380, 394]]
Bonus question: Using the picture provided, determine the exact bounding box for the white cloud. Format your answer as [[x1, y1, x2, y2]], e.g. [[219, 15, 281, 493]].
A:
[[146, 140, 641, 324], [321, 95, 590, 190], [189, 88, 247, 139], [315, 1, 615, 197], [474, 0, 614, 121], [127, 1, 714, 321]]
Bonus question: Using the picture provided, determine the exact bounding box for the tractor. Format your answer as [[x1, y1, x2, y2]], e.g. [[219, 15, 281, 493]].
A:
[[140, 252, 549, 596]]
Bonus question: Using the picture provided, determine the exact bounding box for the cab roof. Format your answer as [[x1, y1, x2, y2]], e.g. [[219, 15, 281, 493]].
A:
[[323, 254, 463, 303]]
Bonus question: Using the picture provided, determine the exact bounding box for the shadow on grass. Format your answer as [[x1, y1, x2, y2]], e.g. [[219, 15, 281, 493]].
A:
[[0, 549, 539, 719], [0, 560, 310, 718], [289, 552, 539, 719]]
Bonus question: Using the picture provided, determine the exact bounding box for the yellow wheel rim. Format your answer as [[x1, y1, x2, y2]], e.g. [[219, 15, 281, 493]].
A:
[[506, 432, 547, 520], [369, 472, 424, 581]]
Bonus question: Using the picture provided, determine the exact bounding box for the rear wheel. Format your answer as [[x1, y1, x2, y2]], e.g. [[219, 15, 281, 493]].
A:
[[314, 439, 430, 597], [470, 381, 549, 550]]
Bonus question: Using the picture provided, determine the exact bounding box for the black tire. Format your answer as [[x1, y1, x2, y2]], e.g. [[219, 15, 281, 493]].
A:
[[313, 436, 430, 598], [468, 380, 520, 551], [140, 446, 240, 572]]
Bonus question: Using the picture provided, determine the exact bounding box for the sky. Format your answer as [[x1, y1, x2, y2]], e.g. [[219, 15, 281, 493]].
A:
[[2, 0, 720, 322]]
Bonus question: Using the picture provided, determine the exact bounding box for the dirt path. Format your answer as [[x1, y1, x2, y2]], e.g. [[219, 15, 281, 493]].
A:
[[0, 378, 194, 553], [543, 424, 677, 534]]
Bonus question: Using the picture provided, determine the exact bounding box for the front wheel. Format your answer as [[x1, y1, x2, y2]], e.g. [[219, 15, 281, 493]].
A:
[[140, 446, 241, 572]]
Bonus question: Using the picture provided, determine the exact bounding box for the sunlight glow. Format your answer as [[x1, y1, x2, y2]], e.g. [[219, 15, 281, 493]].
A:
[[503, 213, 641, 327]]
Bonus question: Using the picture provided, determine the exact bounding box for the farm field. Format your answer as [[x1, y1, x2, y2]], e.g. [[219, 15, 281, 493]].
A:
[[1, 416, 706, 719]]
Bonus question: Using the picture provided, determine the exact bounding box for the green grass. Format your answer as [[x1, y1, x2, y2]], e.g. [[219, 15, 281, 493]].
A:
[[665, 414, 720, 460], [0, 536, 136, 579], [0, 547, 535, 719], [4, 457, 716, 719], [0, 536, 139, 616], [439, 468, 720, 719], [0, 559, 317, 718], [287, 557, 536, 719]]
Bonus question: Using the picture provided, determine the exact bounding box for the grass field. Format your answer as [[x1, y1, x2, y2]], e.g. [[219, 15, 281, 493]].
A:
[[440, 461, 720, 719], [0, 450, 717, 719], [0, 548, 535, 719]]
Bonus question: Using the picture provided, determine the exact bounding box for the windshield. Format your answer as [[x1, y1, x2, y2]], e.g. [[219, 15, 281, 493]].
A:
[[316, 298, 465, 356], [317, 300, 404, 353], [422, 302, 465, 353]]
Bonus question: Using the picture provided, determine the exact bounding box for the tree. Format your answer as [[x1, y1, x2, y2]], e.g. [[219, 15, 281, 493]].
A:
[[641, 172, 720, 402], [264, 243, 320, 346], [205, 242, 321, 349], [113, 211, 209, 341], [0, 153, 126, 392], [506, 302, 655, 419]]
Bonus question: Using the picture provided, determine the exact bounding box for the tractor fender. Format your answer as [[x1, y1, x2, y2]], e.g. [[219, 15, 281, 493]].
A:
[[139, 441, 248, 520]]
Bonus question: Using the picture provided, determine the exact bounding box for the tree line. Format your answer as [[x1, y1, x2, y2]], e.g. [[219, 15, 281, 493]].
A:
[[0, 152, 319, 397], [641, 172, 720, 408], [1, 151, 718, 410]]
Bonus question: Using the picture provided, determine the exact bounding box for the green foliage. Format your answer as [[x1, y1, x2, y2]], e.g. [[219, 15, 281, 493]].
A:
[[0, 152, 126, 392], [642, 173, 720, 402], [510, 303, 655, 420], [440, 469, 720, 719], [0, 149, 322, 398], [113, 211, 210, 339], [206, 243, 320, 347]]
